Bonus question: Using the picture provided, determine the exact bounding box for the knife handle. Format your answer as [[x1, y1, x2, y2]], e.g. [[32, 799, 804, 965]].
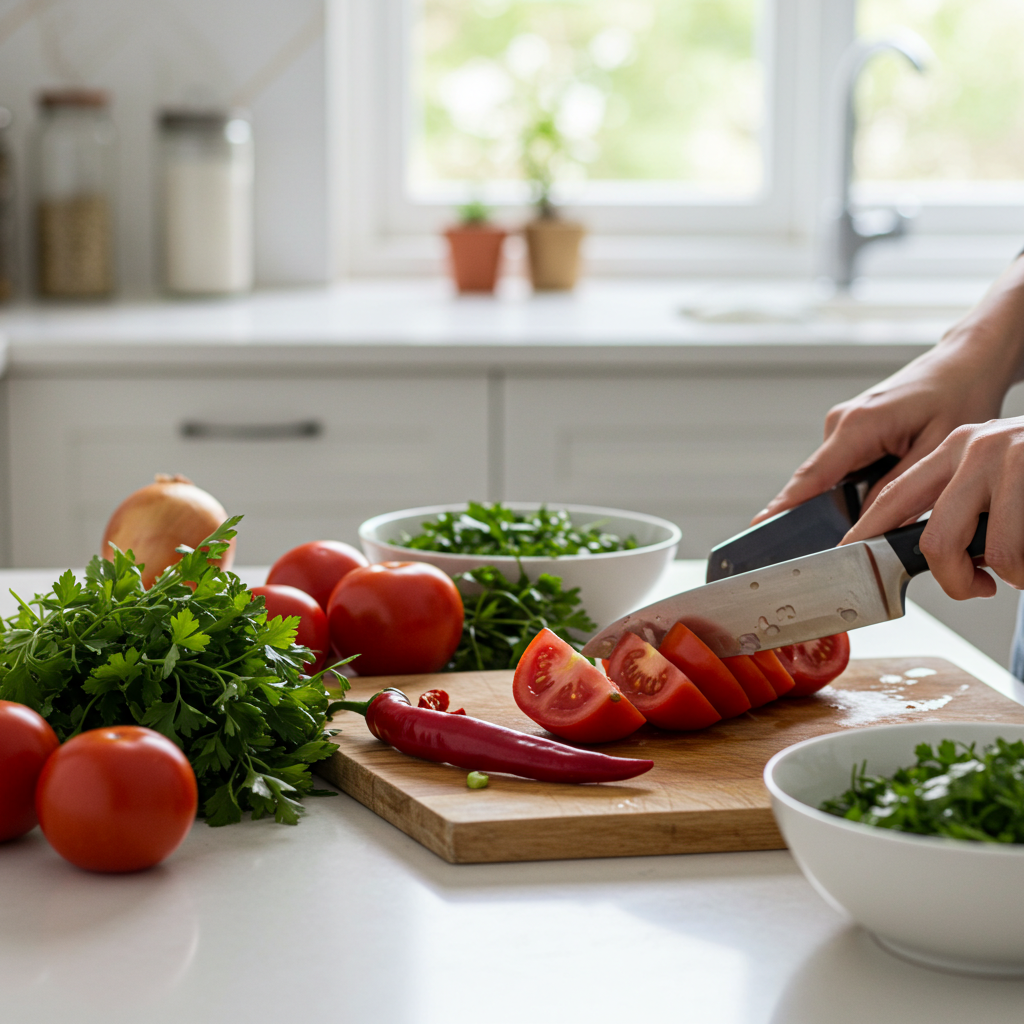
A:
[[884, 513, 988, 578]]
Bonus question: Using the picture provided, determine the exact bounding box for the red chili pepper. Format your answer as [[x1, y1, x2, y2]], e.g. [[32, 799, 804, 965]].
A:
[[336, 688, 654, 784], [418, 689, 450, 712]]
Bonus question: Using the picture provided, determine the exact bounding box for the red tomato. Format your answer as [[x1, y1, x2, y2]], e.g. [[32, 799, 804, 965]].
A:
[[513, 629, 645, 743], [267, 540, 368, 612], [721, 655, 777, 708], [251, 584, 330, 673], [0, 700, 59, 842], [607, 632, 720, 731], [775, 633, 851, 697], [36, 725, 197, 873], [752, 650, 796, 697], [658, 623, 751, 718], [327, 561, 464, 675]]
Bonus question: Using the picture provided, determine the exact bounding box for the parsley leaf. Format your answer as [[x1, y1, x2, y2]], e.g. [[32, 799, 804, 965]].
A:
[[0, 515, 348, 827]]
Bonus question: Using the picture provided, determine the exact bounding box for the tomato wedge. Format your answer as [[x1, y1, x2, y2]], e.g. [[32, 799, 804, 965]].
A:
[[751, 649, 796, 697], [607, 632, 720, 731], [775, 633, 851, 697], [721, 655, 777, 708], [513, 629, 646, 743], [658, 623, 751, 718]]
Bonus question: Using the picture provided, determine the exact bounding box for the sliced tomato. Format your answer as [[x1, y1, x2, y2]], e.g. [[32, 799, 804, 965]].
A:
[[607, 632, 720, 731], [775, 633, 851, 697], [658, 623, 751, 718], [721, 655, 777, 708], [751, 650, 796, 697], [513, 629, 646, 743]]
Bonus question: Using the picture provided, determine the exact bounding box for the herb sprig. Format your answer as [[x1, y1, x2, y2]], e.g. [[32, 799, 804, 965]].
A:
[[400, 502, 638, 558], [0, 517, 349, 827], [446, 564, 596, 672], [821, 738, 1024, 843]]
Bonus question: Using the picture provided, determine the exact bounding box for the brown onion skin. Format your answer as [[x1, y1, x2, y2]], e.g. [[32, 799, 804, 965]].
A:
[[101, 474, 235, 588]]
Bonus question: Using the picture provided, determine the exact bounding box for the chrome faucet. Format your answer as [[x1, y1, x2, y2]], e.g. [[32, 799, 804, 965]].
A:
[[827, 32, 931, 289]]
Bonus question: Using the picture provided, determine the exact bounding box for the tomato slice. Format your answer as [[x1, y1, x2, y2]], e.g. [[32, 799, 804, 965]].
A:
[[720, 655, 777, 708], [775, 633, 851, 697], [658, 623, 751, 718], [513, 629, 646, 743], [751, 650, 796, 697], [607, 632, 720, 731]]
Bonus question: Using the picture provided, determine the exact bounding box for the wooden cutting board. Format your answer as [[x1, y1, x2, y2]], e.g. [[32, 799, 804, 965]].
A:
[[314, 658, 1024, 864]]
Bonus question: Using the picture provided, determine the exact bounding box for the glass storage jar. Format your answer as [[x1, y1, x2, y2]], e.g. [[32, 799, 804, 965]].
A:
[[35, 89, 116, 298], [159, 110, 253, 295]]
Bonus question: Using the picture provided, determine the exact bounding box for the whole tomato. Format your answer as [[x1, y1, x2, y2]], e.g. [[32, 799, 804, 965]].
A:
[[327, 561, 463, 675], [0, 700, 59, 842], [266, 540, 368, 612], [36, 725, 198, 873], [251, 584, 330, 673]]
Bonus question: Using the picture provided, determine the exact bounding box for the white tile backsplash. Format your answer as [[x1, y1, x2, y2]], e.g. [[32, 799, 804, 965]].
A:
[[0, 0, 329, 293]]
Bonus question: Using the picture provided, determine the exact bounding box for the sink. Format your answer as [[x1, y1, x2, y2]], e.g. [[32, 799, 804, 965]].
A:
[[678, 281, 984, 326]]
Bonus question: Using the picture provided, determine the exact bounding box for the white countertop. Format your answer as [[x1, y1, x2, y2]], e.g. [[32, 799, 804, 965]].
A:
[[2, 560, 1023, 1024], [0, 278, 987, 374]]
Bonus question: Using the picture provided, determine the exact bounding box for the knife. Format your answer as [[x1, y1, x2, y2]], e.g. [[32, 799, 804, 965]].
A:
[[705, 454, 900, 582], [582, 514, 988, 660]]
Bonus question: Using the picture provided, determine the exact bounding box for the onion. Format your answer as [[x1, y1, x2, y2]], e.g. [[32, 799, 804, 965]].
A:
[[101, 474, 235, 587]]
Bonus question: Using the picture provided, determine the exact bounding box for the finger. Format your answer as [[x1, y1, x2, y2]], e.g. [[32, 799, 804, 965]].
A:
[[842, 449, 953, 544], [919, 482, 996, 600], [978, 449, 1024, 590], [860, 421, 956, 509], [751, 433, 893, 525]]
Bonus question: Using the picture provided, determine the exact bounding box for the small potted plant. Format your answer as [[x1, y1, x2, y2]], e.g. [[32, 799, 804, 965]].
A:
[[443, 200, 507, 294], [521, 113, 585, 291]]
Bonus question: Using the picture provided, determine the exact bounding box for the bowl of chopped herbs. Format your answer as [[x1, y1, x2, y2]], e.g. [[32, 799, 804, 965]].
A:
[[765, 721, 1024, 977], [358, 502, 681, 636]]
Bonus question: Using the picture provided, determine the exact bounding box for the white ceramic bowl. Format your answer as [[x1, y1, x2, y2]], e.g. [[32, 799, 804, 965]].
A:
[[358, 502, 681, 633], [765, 721, 1024, 977]]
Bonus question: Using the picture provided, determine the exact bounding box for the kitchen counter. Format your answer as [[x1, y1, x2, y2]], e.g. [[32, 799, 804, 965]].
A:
[[2, 560, 1023, 1024], [0, 278, 987, 374]]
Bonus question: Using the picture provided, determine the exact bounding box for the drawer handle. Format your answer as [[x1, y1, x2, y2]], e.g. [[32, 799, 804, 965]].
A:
[[180, 420, 323, 441]]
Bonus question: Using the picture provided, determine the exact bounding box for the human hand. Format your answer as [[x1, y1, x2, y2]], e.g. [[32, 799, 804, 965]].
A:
[[841, 417, 1024, 599], [751, 258, 1024, 527]]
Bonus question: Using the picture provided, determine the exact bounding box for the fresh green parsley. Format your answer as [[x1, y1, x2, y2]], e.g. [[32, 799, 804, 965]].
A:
[[821, 738, 1024, 843], [399, 501, 639, 558], [0, 516, 349, 827], [446, 564, 596, 673]]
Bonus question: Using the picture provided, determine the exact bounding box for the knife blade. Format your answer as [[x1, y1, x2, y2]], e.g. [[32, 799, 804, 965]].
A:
[[582, 513, 988, 660], [705, 454, 900, 583]]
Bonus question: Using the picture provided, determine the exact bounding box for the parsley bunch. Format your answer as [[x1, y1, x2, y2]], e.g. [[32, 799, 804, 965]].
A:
[[446, 565, 596, 672], [0, 517, 348, 826], [399, 502, 639, 558], [821, 738, 1024, 843]]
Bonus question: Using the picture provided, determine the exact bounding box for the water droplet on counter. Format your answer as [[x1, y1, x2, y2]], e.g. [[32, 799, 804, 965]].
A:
[[749, 581, 759, 590], [757, 616, 770, 631], [738, 633, 761, 654], [777, 605, 796, 620], [838, 608, 858, 623], [765, 624, 780, 637]]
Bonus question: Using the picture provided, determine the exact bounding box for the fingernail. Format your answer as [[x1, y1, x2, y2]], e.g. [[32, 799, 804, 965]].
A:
[[755, 508, 770, 520]]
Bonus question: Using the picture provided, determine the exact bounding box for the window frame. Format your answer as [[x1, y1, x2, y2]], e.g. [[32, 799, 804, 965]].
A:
[[329, 0, 1024, 279]]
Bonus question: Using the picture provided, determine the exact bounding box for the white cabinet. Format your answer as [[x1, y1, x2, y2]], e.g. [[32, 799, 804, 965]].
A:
[[503, 371, 881, 558], [7, 374, 489, 567]]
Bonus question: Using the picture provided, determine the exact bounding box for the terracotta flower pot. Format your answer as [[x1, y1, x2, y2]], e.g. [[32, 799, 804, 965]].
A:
[[524, 218, 585, 291], [444, 224, 507, 293]]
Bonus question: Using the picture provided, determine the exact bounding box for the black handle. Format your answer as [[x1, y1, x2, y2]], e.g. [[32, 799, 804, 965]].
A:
[[180, 420, 322, 441], [884, 512, 988, 577], [842, 453, 901, 522]]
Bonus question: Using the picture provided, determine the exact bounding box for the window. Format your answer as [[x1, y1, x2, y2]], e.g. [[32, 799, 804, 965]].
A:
[[332, 0, 1024, 278]]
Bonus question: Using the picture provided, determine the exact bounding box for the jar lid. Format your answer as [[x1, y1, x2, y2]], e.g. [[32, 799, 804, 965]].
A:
[[39, 88, 109, 108], [159, 109, 245, 130]]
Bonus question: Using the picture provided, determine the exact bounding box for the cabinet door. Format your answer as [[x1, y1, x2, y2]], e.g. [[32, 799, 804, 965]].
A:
[[503, 372, 881, 559], [8, 374, 489, 567]]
